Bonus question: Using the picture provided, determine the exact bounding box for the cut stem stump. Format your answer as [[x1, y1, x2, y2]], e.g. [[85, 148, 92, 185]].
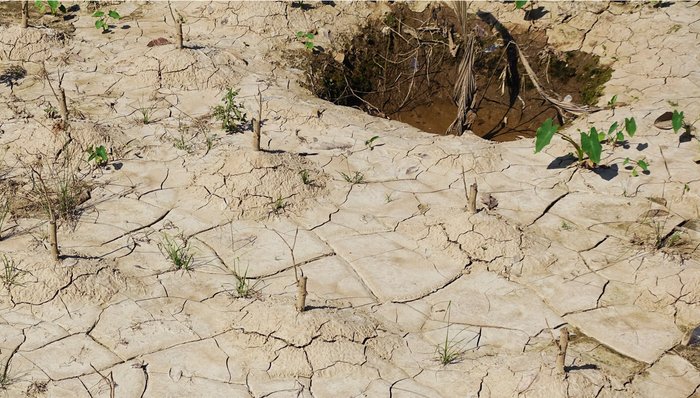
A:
[[175, 21, 183, 49], [556, 326, 569, 377], [253, 88, 262, 151], [296, 276, 307, 312], [49, 217, 59, 261], [467, 182, 478, 213], [21, 0, 29, 28]]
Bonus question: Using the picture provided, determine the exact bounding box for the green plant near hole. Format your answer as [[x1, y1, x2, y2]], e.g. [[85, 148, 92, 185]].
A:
[[44, 104, 59, 119], [365, 135, 380, 150], [93, 9, 121, 32], [672, 110, 685, 133], [87, 145, 108, 167], [172, 134, 192, 152], [296, 31, 315, 50], [35, 0, 66, 15], [662, 230, 683, 249], [271, 195, 288, 214], [535, 117, 637, 168], [227, 259, 261, 298], [138, 105, 155, 124], [623, 157, 649, 177], [160, 233, 194, 271], [435, 302, 466, 365], [212, 88, 247, 133], [299, 169, 312, 185], [1, 255, 25, 289], [607, 95, 618, 108], [340, 171, 365, 184], [560, 221, 573, 231], [515, 0, 528, 9], [205, 134, 217, 154]]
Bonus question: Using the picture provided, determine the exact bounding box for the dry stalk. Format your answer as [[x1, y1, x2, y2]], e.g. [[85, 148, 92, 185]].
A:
[[556, 326, 569, 377], [448, 1, 477, 135], [31, 167, 59, 261], [253, 87, 262, 151], [274, 228, 307, 312], [90, 364, 115, 398], [42, 65, 69, 124], [462, 166, 477, 213], [21, 0, 29, 28], [168, 1, 184, 49]]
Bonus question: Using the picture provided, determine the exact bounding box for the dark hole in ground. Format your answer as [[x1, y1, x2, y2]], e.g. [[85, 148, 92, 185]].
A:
[[297, 3, 612, 142]]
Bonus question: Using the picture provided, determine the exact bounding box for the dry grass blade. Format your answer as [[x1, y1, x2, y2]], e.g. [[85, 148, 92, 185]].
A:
[[513, 43, 602, 116], [448, 1, 477, 135]]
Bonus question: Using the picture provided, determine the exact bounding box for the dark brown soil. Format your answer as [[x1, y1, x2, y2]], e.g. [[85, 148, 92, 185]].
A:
[[301, 3, 612, 141]]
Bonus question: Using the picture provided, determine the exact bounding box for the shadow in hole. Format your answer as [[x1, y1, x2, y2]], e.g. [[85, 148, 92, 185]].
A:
[[184, 44, 205, 50], [565, 364, 598, 372], [653, 1, 673, 8], [67, 4, 80, 12], [291, 1, 315, 10], [547, 153, 577, 169], [592, 163, 618, 181], [262, 149, 285, 154], [680, 129, 694, 144], [121, 24, 130, 29], [524, 6, 549, 21], [321, 0, 336, 6], [63, 14, 76, 21], [111, 162, 123, 170], [636, 142, 649, 151], [476, 11, 520, 108]]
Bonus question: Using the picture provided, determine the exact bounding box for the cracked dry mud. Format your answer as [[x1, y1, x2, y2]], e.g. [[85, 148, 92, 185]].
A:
[[0, 1, 699, 397]]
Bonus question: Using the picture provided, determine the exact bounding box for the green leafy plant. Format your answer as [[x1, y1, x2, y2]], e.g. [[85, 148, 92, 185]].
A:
[[535, 117, 637, 168], [160, 233, 194, 271], [1, 255, 25, 289], [93, 9, 121, 32], [212, 88, 247, 133], [138, 105, 155, 124], [296, 31, 315, 50], [44, 104, 59, 119], [365, 135, 380, 150], [672, 110, 685, 133], [271, 195, 288, 214], [87, 145, 108, 167], [623, 157, 649, 177], [340, 171, 365, 184], [35, 0, 66, 15], [607, 95, 618, 108], [515, 0, 528, 9]]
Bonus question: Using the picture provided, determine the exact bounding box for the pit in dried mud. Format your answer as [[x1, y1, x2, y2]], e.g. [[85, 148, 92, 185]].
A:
[[302, 3, 612, 141]]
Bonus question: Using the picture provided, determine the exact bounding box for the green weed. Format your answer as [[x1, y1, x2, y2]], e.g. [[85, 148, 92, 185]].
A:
[[1, 255, 25, 289], [296, 31, 315, 50], [435, 302, 465, 365], [160, 233, 194, 271], [35, 0, 66, 15], [86, 145, 108, 167], [299, 169, 312, 185], [213, 88, 247, 133], [93, 9, 121, 32], [365, 135, 380, 150], [340, 171, 365, 184], [623, 157, 649, 177], [228, 259, 261, 298]]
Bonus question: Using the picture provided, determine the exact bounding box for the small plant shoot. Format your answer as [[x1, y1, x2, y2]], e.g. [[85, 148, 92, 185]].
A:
[[93, 10, 121, 32], [672, 110, 684, 133], [35, 0, 66, 15], [296, 31, 315, 50], [213, 88, 247, 133], [515, 0, 528, 9], [623, 157, 649, 177], [365, 135, 380, 150], [607, 95, 618, 108], [87, 145, 108, 167]]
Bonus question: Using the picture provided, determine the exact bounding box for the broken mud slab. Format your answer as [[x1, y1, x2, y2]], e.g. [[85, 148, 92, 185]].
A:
[[297, 2, 612, 141]]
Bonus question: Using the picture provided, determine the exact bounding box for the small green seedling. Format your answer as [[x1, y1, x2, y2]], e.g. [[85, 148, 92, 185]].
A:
[[607, 95, 618, 108], [93, 10, 121, 32], [672, 110, 685, 133], [228, 259, 261, 298], [623, 157, 649, 177], [365, 135, 380, 150], [1, 255, 25, 289], [296, 31, 315, 50], [299, 169, 312, 185], [435, 302, 466, 365], [271, 196, 288, 214], [340, 171, 365, 184], [35, 0, 66, 15], [515, 0, 528, 9], [44, 104, 59, 119], [212, 88, 247, 133], [87, 145, 108, 167], [160, 233, 194, 271]]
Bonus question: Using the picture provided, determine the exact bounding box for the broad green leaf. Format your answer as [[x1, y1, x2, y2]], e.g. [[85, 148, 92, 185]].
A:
[[632, 169, 638, 177], [672, 110, 684, 133], [638, 159, 649, 171], [35, 0, 45, 12], [616, 131, 624, 142], [93, 10, 104, 17], [534, 118, 558, 153], [623, 157, 631, 165], [95, 19, 104, 29], [515, 0, 527, 9], [607, 122, 618, 135], [305, 42, 313, 49], [598, 133, 606, 142], [296, 31, 304, 38], [624, 117, 636, 137], [47, 0, 59, 13], [108, 10, 121, 20], [581, 128, 602, 165], [607, 95, 618, 107]]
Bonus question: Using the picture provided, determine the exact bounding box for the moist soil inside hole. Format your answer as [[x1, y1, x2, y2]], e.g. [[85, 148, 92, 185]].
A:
[[300, 3, 612, 142]]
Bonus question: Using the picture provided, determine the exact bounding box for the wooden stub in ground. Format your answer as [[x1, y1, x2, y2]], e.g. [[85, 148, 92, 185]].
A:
[[467, 182, 478, 213], [58, 87, 68, 122], [556, 326, 569, 377], [175, 21, 183, 49], [253, 88, 262, 151], [49, 217, 59, 261], [296, 276, 307, 312], [21, 0, 29, 28]]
